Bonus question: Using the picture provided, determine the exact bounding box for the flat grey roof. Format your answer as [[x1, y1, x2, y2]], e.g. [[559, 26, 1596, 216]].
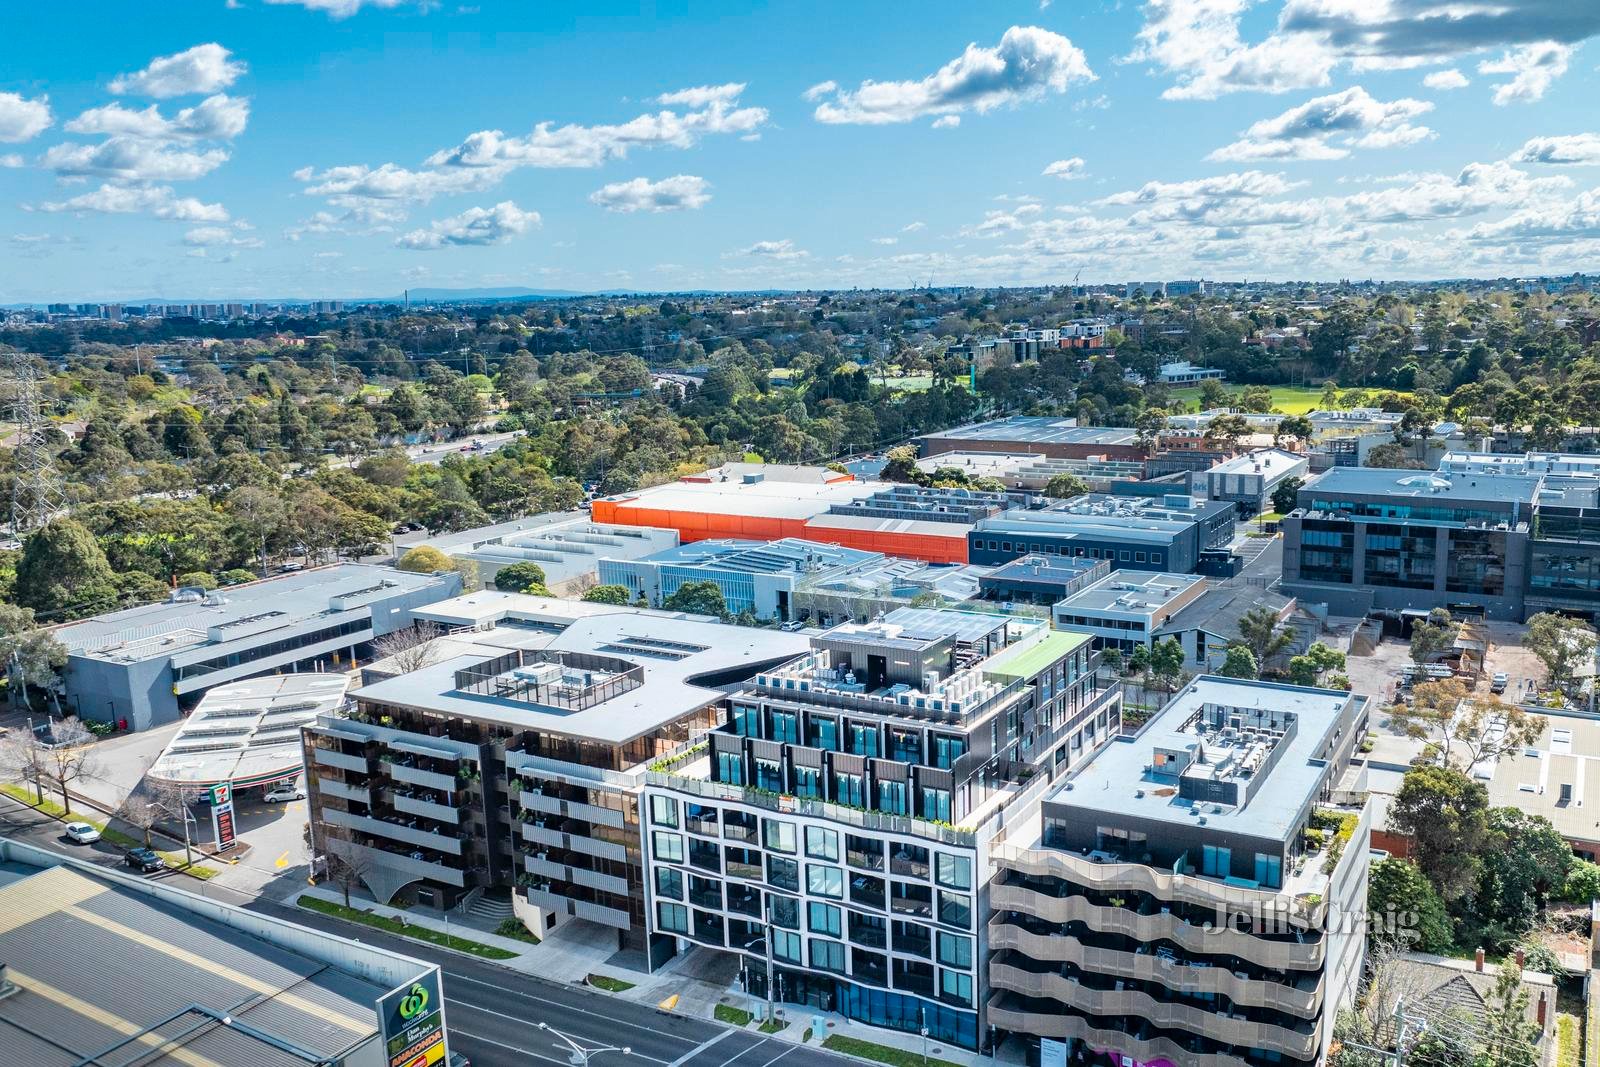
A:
[[924, 416, 1138, 447], [1057, 571, 1207, 614], [1051, 676, 1358, 842], [55, 564, 454, 662], [984, 554, 1106, 584], [1305, 467, 1542, 505], [350, 612, 810, 743], [0, 863, 396, 1066]]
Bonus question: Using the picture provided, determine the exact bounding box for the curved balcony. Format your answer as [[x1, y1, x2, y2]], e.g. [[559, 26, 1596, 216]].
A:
[[994, 844, 1326, 930], [988, 962, 1318, 1060], [988, 922, 1322, 1016], [987, 997, 1270, 1067], [989, 884, 1324, 971]]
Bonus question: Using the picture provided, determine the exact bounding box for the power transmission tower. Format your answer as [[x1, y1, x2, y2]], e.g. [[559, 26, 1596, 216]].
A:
[[6, 351, 66, 535]]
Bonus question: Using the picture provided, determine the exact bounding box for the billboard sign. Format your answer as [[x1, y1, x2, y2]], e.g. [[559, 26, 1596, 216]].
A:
[[378, 968, 449, 1067], [208, 782, 237, 852]]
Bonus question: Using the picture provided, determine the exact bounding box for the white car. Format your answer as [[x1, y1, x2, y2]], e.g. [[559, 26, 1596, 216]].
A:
[[263, 786, 306, 804], [63, 822, 101, 844]]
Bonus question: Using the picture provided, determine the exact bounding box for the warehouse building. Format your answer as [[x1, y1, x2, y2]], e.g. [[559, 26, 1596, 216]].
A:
[[598, 538, 881, 620], [917, 417, 1144, 462], [54, 564, 461, 731], [412, 513, 679, 592]]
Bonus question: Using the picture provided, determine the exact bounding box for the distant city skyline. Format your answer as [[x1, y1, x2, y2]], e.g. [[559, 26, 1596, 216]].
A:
[[4, 0, 1599, 301]]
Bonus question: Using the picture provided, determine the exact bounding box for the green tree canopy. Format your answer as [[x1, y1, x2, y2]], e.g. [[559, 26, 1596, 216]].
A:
[[397, 545, 456, 574], [1043, 472, 1090, 499], [581, 584, 631, 605], [662, 579, 728, 618], [1526, 612, 1598, 691], [1236, 606, 1294, 667], [15, 519, 119, 621], [1388, 765, 1489, 902], [1217, 645, 1258, 679], [494, 561, 550, 595], [1367, 858, 1453, 953]]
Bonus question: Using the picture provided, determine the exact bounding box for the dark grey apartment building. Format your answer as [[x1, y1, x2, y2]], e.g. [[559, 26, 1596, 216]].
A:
[[642, 608, 1122, 1049], [986, 677, 1372, 1067]]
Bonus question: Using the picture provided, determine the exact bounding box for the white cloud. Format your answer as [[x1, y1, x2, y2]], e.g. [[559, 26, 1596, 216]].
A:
[[37, 183, 228, 221], [263, 0, 412, 16], [902, 221, 926, 232], [931, 115, 961, 129], [1423, 69, 1469, 90], [655, 83, 745, 107], [734, 239, 808, 260], [65, 94, 249, 142], [588, 174, 711, 213], [801, 80, 837, 102], [811, 26, 1094, 125], [0, 153, 22, 168], [1342, 161, 1567, 222], [870, 236, 898, 245], [40, 139, 229, 181], [1129, 0, 1600, 100], [1207, 86, 1432, 162], [1467, 188, 1600, 241], [183, 225, 262, 248], [1479, 43, 1572, 104], [395, 200, 540, 249], [0, 92, 52, 143], [1043, 157, 1086, 180], [109, 44, 246, 99], [1512, 134, 1600, 166], [297, 161, 502, 207], [1101, 170, 1303, 206]]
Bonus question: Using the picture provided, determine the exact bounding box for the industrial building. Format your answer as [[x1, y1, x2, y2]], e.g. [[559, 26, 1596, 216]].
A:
[[917, 417, 1145, 462], [302, 598, 809, 940], [0, 837, 445, 1067], [968, 494, 1235, 574], [147, 673, 349, 798], [53, 564, 461, 731], [986, 677, 1371, 1067], [643, 608, 1122, 1048], [1200, 448, 1309, 516], [410, 513, 679, 592], [598, 538, 882, 620]]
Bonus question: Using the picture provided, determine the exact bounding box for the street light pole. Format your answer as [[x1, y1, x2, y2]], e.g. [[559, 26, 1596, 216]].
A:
[[739, 930, 775, 1021], [537, 1021, 631, 1066]]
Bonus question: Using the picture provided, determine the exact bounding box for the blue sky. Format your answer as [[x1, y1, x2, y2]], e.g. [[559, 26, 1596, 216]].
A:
[[4, 0, 1600, 301]]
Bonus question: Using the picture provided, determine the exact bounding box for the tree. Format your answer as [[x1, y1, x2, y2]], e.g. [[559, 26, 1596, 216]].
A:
[[1275, 414, 1315, 449], [370, 621, 445, 675], [14, 519, 119, 621], [662, 580, 728, 618], [1472, 808, 1572, 950], [1409, 607, 1458, 665], [0, 603, 67, 712], [1270, 475, 1303, 515], [493, 561, 550, 595], [323, 840, 378, 908], [879, 446, 925, 485], [1218, 645, 1258, 679], [0, 727, 50, 804], [1389, 679, 1541, 770], [1525, 612, 1598, 692], [1563, 860, 1600, 904], [1043, 472, 1090, 499], [1199, 378, 1229, 408], [1287, 642, 1345, 687], [1098, 647, 1123, 676], [1367, 858, 1453, 953], [1145, 637, 1187, 695], [397, 545, 455, 574], [581, 584, 632, 605], [1236, 606, 1294, 668], [1202, 413, 1251, 451], [1364, 441, 1423, 469], [1388, 765, 1489, 902], [225, 485, 288, 576], [26, 718, 104, 817], [1481, 961, 1542, 1067]]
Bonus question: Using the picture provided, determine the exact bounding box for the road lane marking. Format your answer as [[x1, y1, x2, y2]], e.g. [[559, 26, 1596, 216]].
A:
[[715, 1037, 771, 1067], [441, 970, 702, 1050], [274, 851, 290, 868], [755, 1045, 797, 1067], [448, 1027, 576, 1067], [669, 1029, 734, 1067], [446, 1000, 669, 1064]]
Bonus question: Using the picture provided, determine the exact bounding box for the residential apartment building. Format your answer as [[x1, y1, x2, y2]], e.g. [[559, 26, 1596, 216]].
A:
[[642, 608, 1122, 1048], [302, 601, 809, 941], [986, 677, 1371, 1067]]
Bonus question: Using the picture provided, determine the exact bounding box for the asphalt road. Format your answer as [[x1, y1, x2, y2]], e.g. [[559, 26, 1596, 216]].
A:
[[0, 793, 846, 1067]]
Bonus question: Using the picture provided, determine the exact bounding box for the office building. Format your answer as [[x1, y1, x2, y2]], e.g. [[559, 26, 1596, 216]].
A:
[[1201, 448, 1309, 516], [1157, 360, 1226, 384], [0, 837, 445, 1067], [986, 677, 1371, 1067], [1154, 584, 1316, 672], [804, 485, 1028, 565], [791, 556, 990, 626], [54, 564, 461, 730], [599, 538, 880, 621], [1051, 571, 1210, 654], [1441, 450, 1600, 480], [968, 494, 1235, 573], [147, 673, 349, 799], [977, 555, 1111, 606], [302, 600, 809, 940], [413, 513, 679, 592], [917, 418, 1145, 462], [642, 608, 1123, 1049]]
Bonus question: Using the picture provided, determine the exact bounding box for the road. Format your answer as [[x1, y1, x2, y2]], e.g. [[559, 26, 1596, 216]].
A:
[[0, 793, 845, 1067], [331, 429, 524, 470]]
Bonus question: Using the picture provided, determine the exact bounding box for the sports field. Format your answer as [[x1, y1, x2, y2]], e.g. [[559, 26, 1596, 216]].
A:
[[1166, 385, 1328, 414]]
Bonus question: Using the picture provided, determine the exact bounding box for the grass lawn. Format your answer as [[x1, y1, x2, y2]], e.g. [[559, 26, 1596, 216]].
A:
[[1, 784, 218, 878], [586, 974, 634, 992], [495, 918, 541, 944], [821, 1034, 965, 1067], [883, 375, 936, 392], [715, 1004, 753, 1027], [1556, 1013, 1579, 1067], [296, 895, 518, 960], [758, 1018, 789, 1035], [1166, 385, 1327, 414]]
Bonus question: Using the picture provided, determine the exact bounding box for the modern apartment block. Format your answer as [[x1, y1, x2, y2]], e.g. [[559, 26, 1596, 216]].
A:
[[642, 608, 1123, 1048], [986, 677, 1371, 1067], [301, 600, 809, 940]]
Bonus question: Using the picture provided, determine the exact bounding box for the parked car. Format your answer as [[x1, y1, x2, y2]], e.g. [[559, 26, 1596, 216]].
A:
[[124, 848, 166, 873], [449, 1054, 472, 1067], [263, 785, 305, 803], [779, 621, 806, 632], [63, 822, 100, 845], [1490, 671, 1509, 693]]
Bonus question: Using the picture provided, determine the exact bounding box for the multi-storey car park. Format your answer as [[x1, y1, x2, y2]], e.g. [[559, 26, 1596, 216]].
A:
[[985, 677, 1371, 1067], [641, 607, 1122, 1049], [301, 598, 809, 939]]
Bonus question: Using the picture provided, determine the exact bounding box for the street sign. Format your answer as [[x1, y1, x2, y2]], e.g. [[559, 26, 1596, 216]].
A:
[[1040, 1038, 1067, 1067], [378, 968, 449, 1067], [208, 782, 236, 852]]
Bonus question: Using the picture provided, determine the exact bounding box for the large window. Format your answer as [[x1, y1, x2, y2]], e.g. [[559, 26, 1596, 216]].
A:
[[755, 758, 784, 793], [793, 766, 821, 798], [808, 901, 842, 937], [651, 831, 683, 864], [656, 902, 688, 934], [767, 710, 800, 744], [763, 819, 796, 853], [1203, 844, 1232, 878], [806, 826, 839, 861], [1447, 529, 1507, 596], [937, 932, 972, 968], [772, 929, 802, 964], [807, 864, 844, 898], [808, 717, 839, 751], [834, 771, 865, 807], [716, 752, 744, 786], [654, 868, 683, 900], [935, 853, 972, 891], [848, 724, 878, 757], [810, 938, 846, 973], [649, 795, 678, 827], [767, 855, 800, 893], [931, 736, 965, 770], [939, 970, 973, 1007], [731, 704, 760, 737], [768, 893, 799, 929], [1363, 523, 1436, 590], [937, 891, 971, 928], [920, 787, 951, 823], [877, 780, 909, 816]]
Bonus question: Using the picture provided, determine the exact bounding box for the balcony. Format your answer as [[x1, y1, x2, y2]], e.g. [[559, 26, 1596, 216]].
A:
[[573, 899, 632, 929], [569, 866, 630, 896], [987, 999, 1256, 1067], [387, 762, 458, 793], [393, 792, 462, 824], [524, 854, 566, 881], [316, 777, 372, 803], [341, 841, 466, 888], [564, 833, 628, 864], [324, 809, 463, 855], [521, 822, 565, 849], [520, 790, 563, 816], [988, 921, 1322, 1017], [567, 799, 625, 829], [314, 748, 371, 774], [989, 883, 1324, 972], [988, 965, 1318, 1061]]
